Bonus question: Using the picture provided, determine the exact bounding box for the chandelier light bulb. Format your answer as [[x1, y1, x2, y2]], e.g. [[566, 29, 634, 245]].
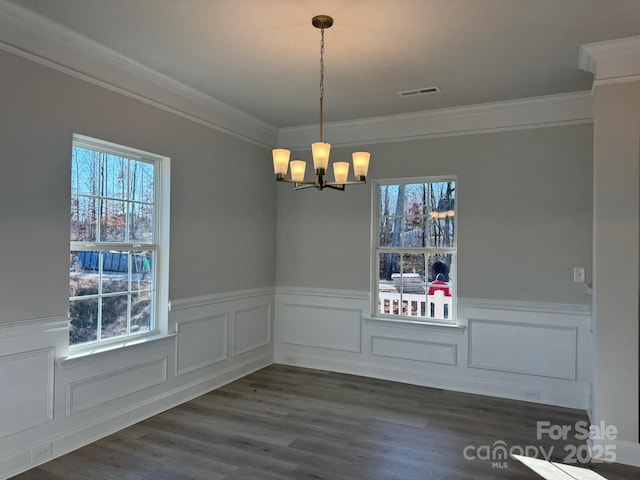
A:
[[333, 162, 350, 184], [272, 149, 290, 177], [290, 160, 307, 182], [352, 152, 370, 179], [312, 142, 331, 172]]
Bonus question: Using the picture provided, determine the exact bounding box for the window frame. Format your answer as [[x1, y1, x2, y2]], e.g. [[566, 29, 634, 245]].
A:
[[371, 175, 458, 324], [69, 134, 170, 354]]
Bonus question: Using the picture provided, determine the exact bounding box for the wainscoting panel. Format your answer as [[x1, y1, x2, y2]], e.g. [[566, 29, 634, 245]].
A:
[[0, 348, 54, 438], [371, 336, 457, 365], [233, 304, 271, 356], [279, 302, 362, 353], [0, 450, 31, 480], [176, 313, 227, 375], [275, 288, 592, 410], [67, 357, 168, 415], [468, 319, 577, 379]]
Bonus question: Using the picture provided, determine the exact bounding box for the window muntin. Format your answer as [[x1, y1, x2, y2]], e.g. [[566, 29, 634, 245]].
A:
[[69, 136, 167, 348], [375, 178, 456, 322]]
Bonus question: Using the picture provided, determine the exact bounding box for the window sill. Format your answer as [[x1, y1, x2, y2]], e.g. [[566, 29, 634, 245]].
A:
[[364, 316, 465, 333], [58, 333, 176, 368]]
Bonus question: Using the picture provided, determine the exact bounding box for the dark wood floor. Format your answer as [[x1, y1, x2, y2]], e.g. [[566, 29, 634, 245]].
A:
[[12, 365, 640, 479]]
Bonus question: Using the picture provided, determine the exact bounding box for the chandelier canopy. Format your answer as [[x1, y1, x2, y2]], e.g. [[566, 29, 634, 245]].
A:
[[273, 15, 371, 191]]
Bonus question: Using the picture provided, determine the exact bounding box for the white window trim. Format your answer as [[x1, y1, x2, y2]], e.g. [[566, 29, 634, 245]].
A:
[[370, 175, 458, 325], [69, 134, 170, 355]]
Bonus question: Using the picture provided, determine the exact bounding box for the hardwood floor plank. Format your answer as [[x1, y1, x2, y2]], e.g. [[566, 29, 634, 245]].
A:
[[10, 365, 640, 480]]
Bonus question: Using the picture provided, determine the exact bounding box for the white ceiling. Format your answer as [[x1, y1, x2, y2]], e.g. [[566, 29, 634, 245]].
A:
[[6, 0, 640, 128]]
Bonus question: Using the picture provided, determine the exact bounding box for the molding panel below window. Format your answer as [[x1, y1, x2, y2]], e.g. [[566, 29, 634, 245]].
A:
[[275, 287, 592, 410], [175, 313, 228, 376], [371, 336, 457, 366], [279, 303, 362, 353]]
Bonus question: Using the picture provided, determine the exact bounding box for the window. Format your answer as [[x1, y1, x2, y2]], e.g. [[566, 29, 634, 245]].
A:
[[69, 135, 169, 348], [374, 177, 456, 321]]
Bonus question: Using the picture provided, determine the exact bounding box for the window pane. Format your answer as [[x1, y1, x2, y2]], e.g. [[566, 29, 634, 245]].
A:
[[428, 181, 455, 247], [70, 196, 97, 242], [426, 253, 453, 319], [426, 253, 453, 301], [402, 216, 427, 247], [102, 251, 129, 294], [404, 183, 427, 215], [100, 199, 126, 242], [379, 252, 399, 315], [102, 250, 129, 272], [131, 251, 153, 291], [401, 253, 426, 293], [101, 294, 129, 339], [130, 160, 155, 203], [75, 250, 100, 271], [70, 251, 99, 296], [71, 147, 99, 196], [378, 215, 398, 247], [69, 298, 98, 345], [130, 202, 154, 243], [131, 291, 152, 333], [103, 154, 128, 199], [378, 252, 399, 283], [429, 214, 455, 248], [379, 184, 400, 218]]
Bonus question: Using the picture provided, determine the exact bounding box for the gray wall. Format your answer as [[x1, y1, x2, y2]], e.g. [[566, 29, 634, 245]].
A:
[[276, 125, 593, 305], [593, 80, 640, 443], [0, 48, 276, 323]]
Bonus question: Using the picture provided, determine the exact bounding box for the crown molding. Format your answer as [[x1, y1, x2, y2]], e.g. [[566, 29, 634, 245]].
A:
[[0, 0, 596, 152], [0, 0, 278, 148], [579, 35, 640, 83], [277, 91, 594, 149]]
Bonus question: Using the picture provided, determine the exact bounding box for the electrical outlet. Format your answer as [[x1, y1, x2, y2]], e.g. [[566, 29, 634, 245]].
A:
[[573, 267, 585, 283], [31, 442, 52, 463], [524, 389, 539, 400]]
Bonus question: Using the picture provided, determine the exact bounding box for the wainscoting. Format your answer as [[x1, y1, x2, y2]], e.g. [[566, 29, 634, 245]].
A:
[[7, 286, 634, 477], [0, 287, 274, 480], [274, 287, 593, 411]]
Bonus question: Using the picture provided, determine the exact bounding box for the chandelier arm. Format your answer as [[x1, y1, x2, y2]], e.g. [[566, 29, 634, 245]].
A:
[[276, 177, 316, 186], [293, 183, 317, 191], [326, 180, 367, 187]]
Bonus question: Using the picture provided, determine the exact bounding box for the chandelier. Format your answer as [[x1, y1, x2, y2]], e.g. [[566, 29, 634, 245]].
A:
[[272, 15, 371, 191]]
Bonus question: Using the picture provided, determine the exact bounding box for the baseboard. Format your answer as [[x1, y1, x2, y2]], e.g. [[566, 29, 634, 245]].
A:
[[274, 350, 588, 409], [1, 352, 273, 480], [589, 437, 640, 467]]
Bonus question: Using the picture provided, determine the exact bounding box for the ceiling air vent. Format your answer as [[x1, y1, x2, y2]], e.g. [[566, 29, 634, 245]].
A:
[[398, 86, 441, 97]]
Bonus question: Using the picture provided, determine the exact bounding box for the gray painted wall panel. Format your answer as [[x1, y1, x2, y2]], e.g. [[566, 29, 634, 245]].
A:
[[276, 126, 593, 305], [0, 48, 275, 323]]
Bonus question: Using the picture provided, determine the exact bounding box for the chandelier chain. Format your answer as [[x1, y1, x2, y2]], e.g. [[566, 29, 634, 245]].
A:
[[319, 25, 325, 142]]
